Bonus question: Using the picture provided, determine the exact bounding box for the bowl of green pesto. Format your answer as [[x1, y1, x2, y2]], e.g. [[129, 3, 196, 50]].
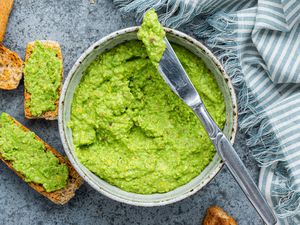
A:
[[59, 11, 238, 206]]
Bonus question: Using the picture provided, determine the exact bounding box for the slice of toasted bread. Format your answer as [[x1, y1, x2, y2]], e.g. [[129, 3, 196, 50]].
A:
[[0, 114, 83, 205], [24, 40, 63, 120], [203, 206, 237, 225], [0, 0, 14, 42], [0, 44, 23, 90]]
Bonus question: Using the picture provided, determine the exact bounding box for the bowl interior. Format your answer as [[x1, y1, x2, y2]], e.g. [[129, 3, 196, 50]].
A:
[[59, 27, 237, 206]]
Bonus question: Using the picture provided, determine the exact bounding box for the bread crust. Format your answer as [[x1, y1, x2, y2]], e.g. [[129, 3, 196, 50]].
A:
[[0, 0, 14, 42], [24, 40, 63, 120], [0, 115, 83, 205], [203, 206, 237, 225], [0, 44, 23, 90]]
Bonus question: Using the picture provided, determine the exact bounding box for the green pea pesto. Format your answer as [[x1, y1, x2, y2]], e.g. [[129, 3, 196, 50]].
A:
[[0, 113, 69, 192], [69, 39, 226, 194], [24, 41, 62, 116], [137, 9, 166, 67]]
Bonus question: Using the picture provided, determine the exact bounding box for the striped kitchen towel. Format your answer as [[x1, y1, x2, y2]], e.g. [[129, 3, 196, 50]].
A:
[[113, 0, 300, 224]]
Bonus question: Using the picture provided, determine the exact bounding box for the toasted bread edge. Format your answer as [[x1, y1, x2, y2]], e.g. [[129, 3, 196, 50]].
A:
[[0, 44, 23, 90], [203, 206, 237, 225], [0, 0, 14, 42]]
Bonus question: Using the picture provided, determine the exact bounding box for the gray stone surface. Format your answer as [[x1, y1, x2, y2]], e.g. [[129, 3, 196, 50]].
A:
[[0, 0, 262, 224]]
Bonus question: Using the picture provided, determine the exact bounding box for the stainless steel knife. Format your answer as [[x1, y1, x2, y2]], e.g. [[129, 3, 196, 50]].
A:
[[158, 38, 277, 225]]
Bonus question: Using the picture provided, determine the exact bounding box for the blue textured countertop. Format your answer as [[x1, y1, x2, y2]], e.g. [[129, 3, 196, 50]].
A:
[[0, 0, 262, 224]]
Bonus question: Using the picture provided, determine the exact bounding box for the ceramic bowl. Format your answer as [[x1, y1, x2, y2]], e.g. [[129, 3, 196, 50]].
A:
[[58, 27, 238, 206]]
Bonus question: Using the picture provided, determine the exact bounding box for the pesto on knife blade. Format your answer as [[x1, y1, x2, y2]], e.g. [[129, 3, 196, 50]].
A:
[[137, 9, 166, 67]]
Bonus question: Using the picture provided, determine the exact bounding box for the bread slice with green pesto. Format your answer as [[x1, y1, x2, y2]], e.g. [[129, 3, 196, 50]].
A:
[[24, 40, 63, 120], [0, 113, 83, 205]]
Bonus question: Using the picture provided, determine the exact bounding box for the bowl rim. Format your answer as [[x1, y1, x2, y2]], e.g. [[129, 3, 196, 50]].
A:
[[58, 26, 238, 206]]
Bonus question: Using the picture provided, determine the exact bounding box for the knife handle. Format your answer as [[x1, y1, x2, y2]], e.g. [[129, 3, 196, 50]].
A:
[[192, 103, 277, 225]]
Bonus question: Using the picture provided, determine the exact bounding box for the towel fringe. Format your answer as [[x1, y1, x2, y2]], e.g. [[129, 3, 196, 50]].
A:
[[271, 166, 300, 219]]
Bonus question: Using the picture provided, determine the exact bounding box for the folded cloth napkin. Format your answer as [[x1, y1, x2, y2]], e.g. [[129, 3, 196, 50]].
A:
[[114, 0, 300, 224]]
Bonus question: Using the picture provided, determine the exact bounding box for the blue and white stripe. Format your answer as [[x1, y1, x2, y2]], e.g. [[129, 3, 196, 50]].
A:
[[114, 0, 300, 223]]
